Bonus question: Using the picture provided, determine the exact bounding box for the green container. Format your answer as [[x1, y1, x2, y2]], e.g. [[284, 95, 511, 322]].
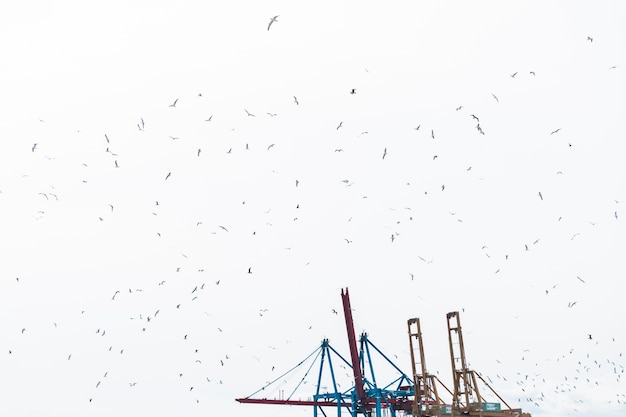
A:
[[441, 405, 452, 415], [470, 402, 501, 412]]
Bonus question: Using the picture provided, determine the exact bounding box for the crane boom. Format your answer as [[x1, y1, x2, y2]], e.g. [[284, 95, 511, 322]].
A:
[[341, 288, 367, 408]]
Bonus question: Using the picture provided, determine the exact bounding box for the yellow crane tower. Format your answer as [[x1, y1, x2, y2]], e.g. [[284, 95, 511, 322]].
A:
[[446, 311, 531, 417], [407, 317, 453, 417]]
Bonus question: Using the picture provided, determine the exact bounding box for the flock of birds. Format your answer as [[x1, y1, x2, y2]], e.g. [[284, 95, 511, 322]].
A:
[[1, 14, 624, 417]]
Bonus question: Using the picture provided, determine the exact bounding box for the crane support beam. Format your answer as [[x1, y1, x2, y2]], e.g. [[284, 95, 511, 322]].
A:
[[341, 288, 367, 405]]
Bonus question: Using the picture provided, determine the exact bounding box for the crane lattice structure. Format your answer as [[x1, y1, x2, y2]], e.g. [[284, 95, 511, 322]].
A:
[[447, 311, 531, 417], [407, 317, 452, 417], [237, 288, 415, 417]]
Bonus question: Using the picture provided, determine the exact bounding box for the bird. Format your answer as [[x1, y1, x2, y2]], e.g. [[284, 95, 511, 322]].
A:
[[350, 88, 356, 95], [382, 148, 387, 159], [431, 129, 435, 139], [491, 93, 499, 102], [248, 267, 252, 274], [32, 143, 38, 152], [112, 290, 120, 300], [587, 36, 593, 42], [550, 128, 561, 135], [197, 148, 201, 157], [588, 334, 593, 340], [267, 15, 279, 31], [114, 160, 119, 168], [456, 105, 463, 111], [576, 276, 586, 283], [244, 109, 255, 117], [165, 172, 171, 181], [538, 191, 543, 200], [293, 96, 299, 105], [510, 72, 518, 78], [336, 121, 343, 130], [169, 98, 178, 107]]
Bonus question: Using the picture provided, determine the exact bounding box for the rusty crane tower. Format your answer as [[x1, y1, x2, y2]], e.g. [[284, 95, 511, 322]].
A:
[[447, 311, 530, 417]]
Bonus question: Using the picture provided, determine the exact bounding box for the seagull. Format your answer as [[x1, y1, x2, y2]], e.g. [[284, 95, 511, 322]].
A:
[[115, 160, 119, 168], [105, 134, 110, 143], [491, 93, 499, 103], [471, 114, 479, 122], [197, 148, 201, 157], [576, 276, 586, 283], [350, 88, 356, 95], [456, 105, 463, 111], [530, 71, 536, 76], [169, 98, 178, 107], [510, 72, 518, 78], [382, 148, 387, 159], [267, 15, 279, 31], [538, 191, 543, 200], [550, 128, 561, 135], [587, 36, 593, 42], [32, 143, 38, 152], [336, 121, 343, 130], [244, 109, 255, 117], [293, 96, 299, 105], [431, 129, 435, 139], [165, 172, 171, 181]]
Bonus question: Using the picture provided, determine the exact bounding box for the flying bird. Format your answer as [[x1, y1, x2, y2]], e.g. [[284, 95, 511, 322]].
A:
[[267, 15, 279, 31], [244, 109, 255, 117], [165, 172, 171, 181], [550, 128, 561, 135], [32, 143, 38, 152], [350, 88, 356, 95], [382, 148, 387, 159], [587, 36, 593, 42], [293, 96, 299, 105], [491, 93, 499, 103], [538, 191, 543, 200], [336, 121, 343, 130], [169, 98, 178, 107], [510, 72, 518, 78]]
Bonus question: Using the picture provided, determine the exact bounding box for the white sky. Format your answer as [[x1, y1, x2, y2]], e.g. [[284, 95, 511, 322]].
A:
[[1, 1, 625, 416]]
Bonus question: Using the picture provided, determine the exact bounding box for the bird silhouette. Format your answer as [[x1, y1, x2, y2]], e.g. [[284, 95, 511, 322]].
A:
[[165, 172, 171, 181], [169, 99, 178, 107], [267, 15, 279, 31]]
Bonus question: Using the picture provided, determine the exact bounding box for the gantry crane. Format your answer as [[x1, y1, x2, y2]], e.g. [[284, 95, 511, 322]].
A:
[[447, 311, 531, 417], [237, 288, 415, 417], [407, 317, 452, 416]]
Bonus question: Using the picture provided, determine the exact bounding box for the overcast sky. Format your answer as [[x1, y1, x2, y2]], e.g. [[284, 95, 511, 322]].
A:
[[1, 1, 625, 417]]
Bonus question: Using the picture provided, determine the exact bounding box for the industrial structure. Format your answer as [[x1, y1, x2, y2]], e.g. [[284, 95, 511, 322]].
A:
[[237, 288, 530, 417]]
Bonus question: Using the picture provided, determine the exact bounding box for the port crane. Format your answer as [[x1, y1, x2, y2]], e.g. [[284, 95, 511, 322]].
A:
[[407, 317, 452, 416], [237, 288, 415, 416], [237, 290, 531, 417], [446, 311, 530, 417]]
